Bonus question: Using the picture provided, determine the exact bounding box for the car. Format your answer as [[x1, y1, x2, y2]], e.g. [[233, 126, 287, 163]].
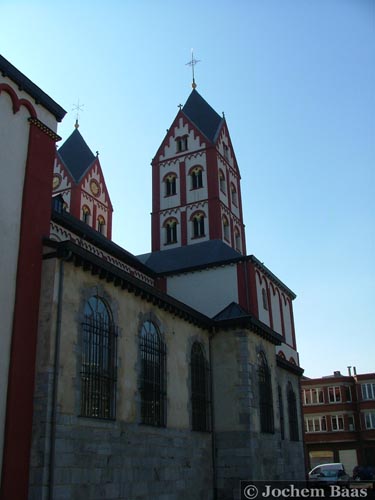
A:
[[352, 465, 375, 481], [308, 463, 350, 486]]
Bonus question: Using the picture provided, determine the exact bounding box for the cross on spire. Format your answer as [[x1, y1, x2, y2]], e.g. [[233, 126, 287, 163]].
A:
[[72, 99, 84, 129], [185, 49, 200, 89]]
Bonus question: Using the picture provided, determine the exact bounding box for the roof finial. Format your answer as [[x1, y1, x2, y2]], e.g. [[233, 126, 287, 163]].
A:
[[72, 99, 84, 129], [186, 49, 200, 89]]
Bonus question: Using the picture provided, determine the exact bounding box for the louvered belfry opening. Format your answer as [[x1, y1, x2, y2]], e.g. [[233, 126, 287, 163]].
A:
[[140, 321, 166, 426], [80, 296, 118, 419], [191, 342, 210, 432]]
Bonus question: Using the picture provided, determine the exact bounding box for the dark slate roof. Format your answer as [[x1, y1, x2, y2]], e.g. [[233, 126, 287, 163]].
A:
[[182, 89, 224, 142], [137, 240, 242, 274], [213, 302, 249, 321], [57, 128, 96, 183], [0, 54, 66, 121]]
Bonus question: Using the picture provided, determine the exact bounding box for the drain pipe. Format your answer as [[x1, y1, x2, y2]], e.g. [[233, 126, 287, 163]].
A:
[[48, 253, 68, 500], [209, 327, 218, 500]]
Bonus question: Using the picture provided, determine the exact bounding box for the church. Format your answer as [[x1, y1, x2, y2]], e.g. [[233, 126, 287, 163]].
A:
[[0, 54, 305, 500]]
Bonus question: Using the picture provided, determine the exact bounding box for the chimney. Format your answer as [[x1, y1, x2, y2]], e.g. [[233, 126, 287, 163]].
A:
[[353, 367, 357, 376], [334, 371, 341, 377], [348, 366, 352, 376]]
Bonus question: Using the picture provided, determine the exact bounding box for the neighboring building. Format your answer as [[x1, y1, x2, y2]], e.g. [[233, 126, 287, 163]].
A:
[[0, 55, 66, 499], [301, 369, 375, 475], [1, 55, 306, 500]]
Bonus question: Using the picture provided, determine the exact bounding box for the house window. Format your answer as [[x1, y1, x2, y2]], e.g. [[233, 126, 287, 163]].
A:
[[348, 415, 355, 431], [278, 385, 285, 440], [97, 215, 105, 235], [222, 216, 230, 241], [219, 170, 226, 193], [82, 205, 91, 224], [176, 136, 188, 153], [331, 415, 344, 431], [231, 183, 238, 206], [361, 383, 375, 400], [365, 412, 375, 429], [191, 166, 203, 189], [165, 174, 177, 196], [258, 352, 274, 433], [287, 382, 299, 441], [304, 416, 327, 433], [328, 386, 341, 403], [164, 218, 178, 245], [191, 342, 210, 432], [139, 321, 166, 427], [262, 288, 268, 311], [80, 296, 118, 419], [303, 388, 324, 405], [192, 212, 205, 238], [345, 386, 352, 402]]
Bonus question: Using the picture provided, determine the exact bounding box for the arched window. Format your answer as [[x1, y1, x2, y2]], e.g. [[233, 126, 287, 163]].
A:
[[258, 351, 274, 433], [190, 166, 203, 189], [164, 173, 177, 196], [278, 385, 285, 440], [219, 170, 226, 193], [191, 212, 205, 238], [164, 218, 178, 244], [176, 135, 188, 153], [287, 382, 299, 441], [80, 296, 118, 419], [222, 215, 230, 241], [140, 321, 166, 426], [262, 288, 268, 310], [231, 183, 238, 206], [97, 215, 105, 235], [82, 205, 90, 224], [234, 227, 241, 252], [191, 342, 210, 432]]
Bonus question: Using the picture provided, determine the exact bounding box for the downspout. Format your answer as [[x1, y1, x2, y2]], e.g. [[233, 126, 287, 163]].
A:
[[209, 327, 218, 500], [48, 253, 68, 500]]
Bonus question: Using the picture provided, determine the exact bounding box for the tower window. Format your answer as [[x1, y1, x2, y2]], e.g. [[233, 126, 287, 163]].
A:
[[258, 351, 274, 433], [80, 296, 118, 419], [231, 183, 238, 206], [192, 212, 205, 238], [190, 166, 203, 190], [164, 218, 178, 244], [234, 227, 241, 252], [191, 342, 210, 432], [223, 143, 229, 160], [97, 215, 105, 235], [219, 170, 226, 193], [82, 205, 91, 224], [139, 321, 166, 427], [164, 173, 177, 196], [176, 136, 188, 153], [262, 288, 268, 310], [222, 215, 230, 241]]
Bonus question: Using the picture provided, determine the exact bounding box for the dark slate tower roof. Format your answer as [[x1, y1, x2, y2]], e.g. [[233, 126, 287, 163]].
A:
[[57, 128, 96, 182], [182, 89, 224, 142]]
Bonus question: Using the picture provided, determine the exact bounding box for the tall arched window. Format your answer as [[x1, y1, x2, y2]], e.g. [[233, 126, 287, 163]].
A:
[[164, 218, 178, 244], [262, 288, 268, 310], [258, 351, 274, 433], [192, 212, 205, 238], [80, 296, 118, 419], [219, 170, 226, 193], [190, 166, 203, 189], [140, 321, 166, 426], [222, 215, 230, 241], [97, 215, 105, 235], [231, 183, 238, 206], [191, 342, 210, 432], [82, 205, 91, 224], [278, 385, 285, 440], [164, 173, 177, 196], [234, 227, 241, 252], [287, 382, 299, 441]]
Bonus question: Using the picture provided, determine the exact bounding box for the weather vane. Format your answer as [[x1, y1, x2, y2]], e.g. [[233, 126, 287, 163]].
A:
[[72, 99, 84, 129], [186, 49, 201, 89]]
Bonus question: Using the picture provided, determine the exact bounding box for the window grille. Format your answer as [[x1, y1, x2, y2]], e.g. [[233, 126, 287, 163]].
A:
[[80, 296, 118, 419], [258, 352, 274, 433], [287, 382, 299, 441], [140, 321, 166, 426], [191, 342, 211, 432], [278, 385, 285, 440]]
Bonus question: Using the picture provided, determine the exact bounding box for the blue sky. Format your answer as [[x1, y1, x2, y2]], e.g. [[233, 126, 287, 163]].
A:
[[1, 0, 374, 378]]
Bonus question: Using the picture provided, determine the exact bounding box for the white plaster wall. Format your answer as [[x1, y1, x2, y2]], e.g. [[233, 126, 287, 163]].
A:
[[167, 265, 238, 317], [256, 274, 270, 326], [270, 289, 282, 336], [0, 90, 30, 483], [282, 298, 294, 347]]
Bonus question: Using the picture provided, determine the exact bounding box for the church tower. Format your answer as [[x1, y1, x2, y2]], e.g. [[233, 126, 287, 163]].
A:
[[151, 89, 246, 254], [52, 124, 113, 239]]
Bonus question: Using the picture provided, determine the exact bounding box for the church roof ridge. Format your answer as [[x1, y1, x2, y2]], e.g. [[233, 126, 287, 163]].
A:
[[182, 89, 224, 143], [57, 128, 96, 183]]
